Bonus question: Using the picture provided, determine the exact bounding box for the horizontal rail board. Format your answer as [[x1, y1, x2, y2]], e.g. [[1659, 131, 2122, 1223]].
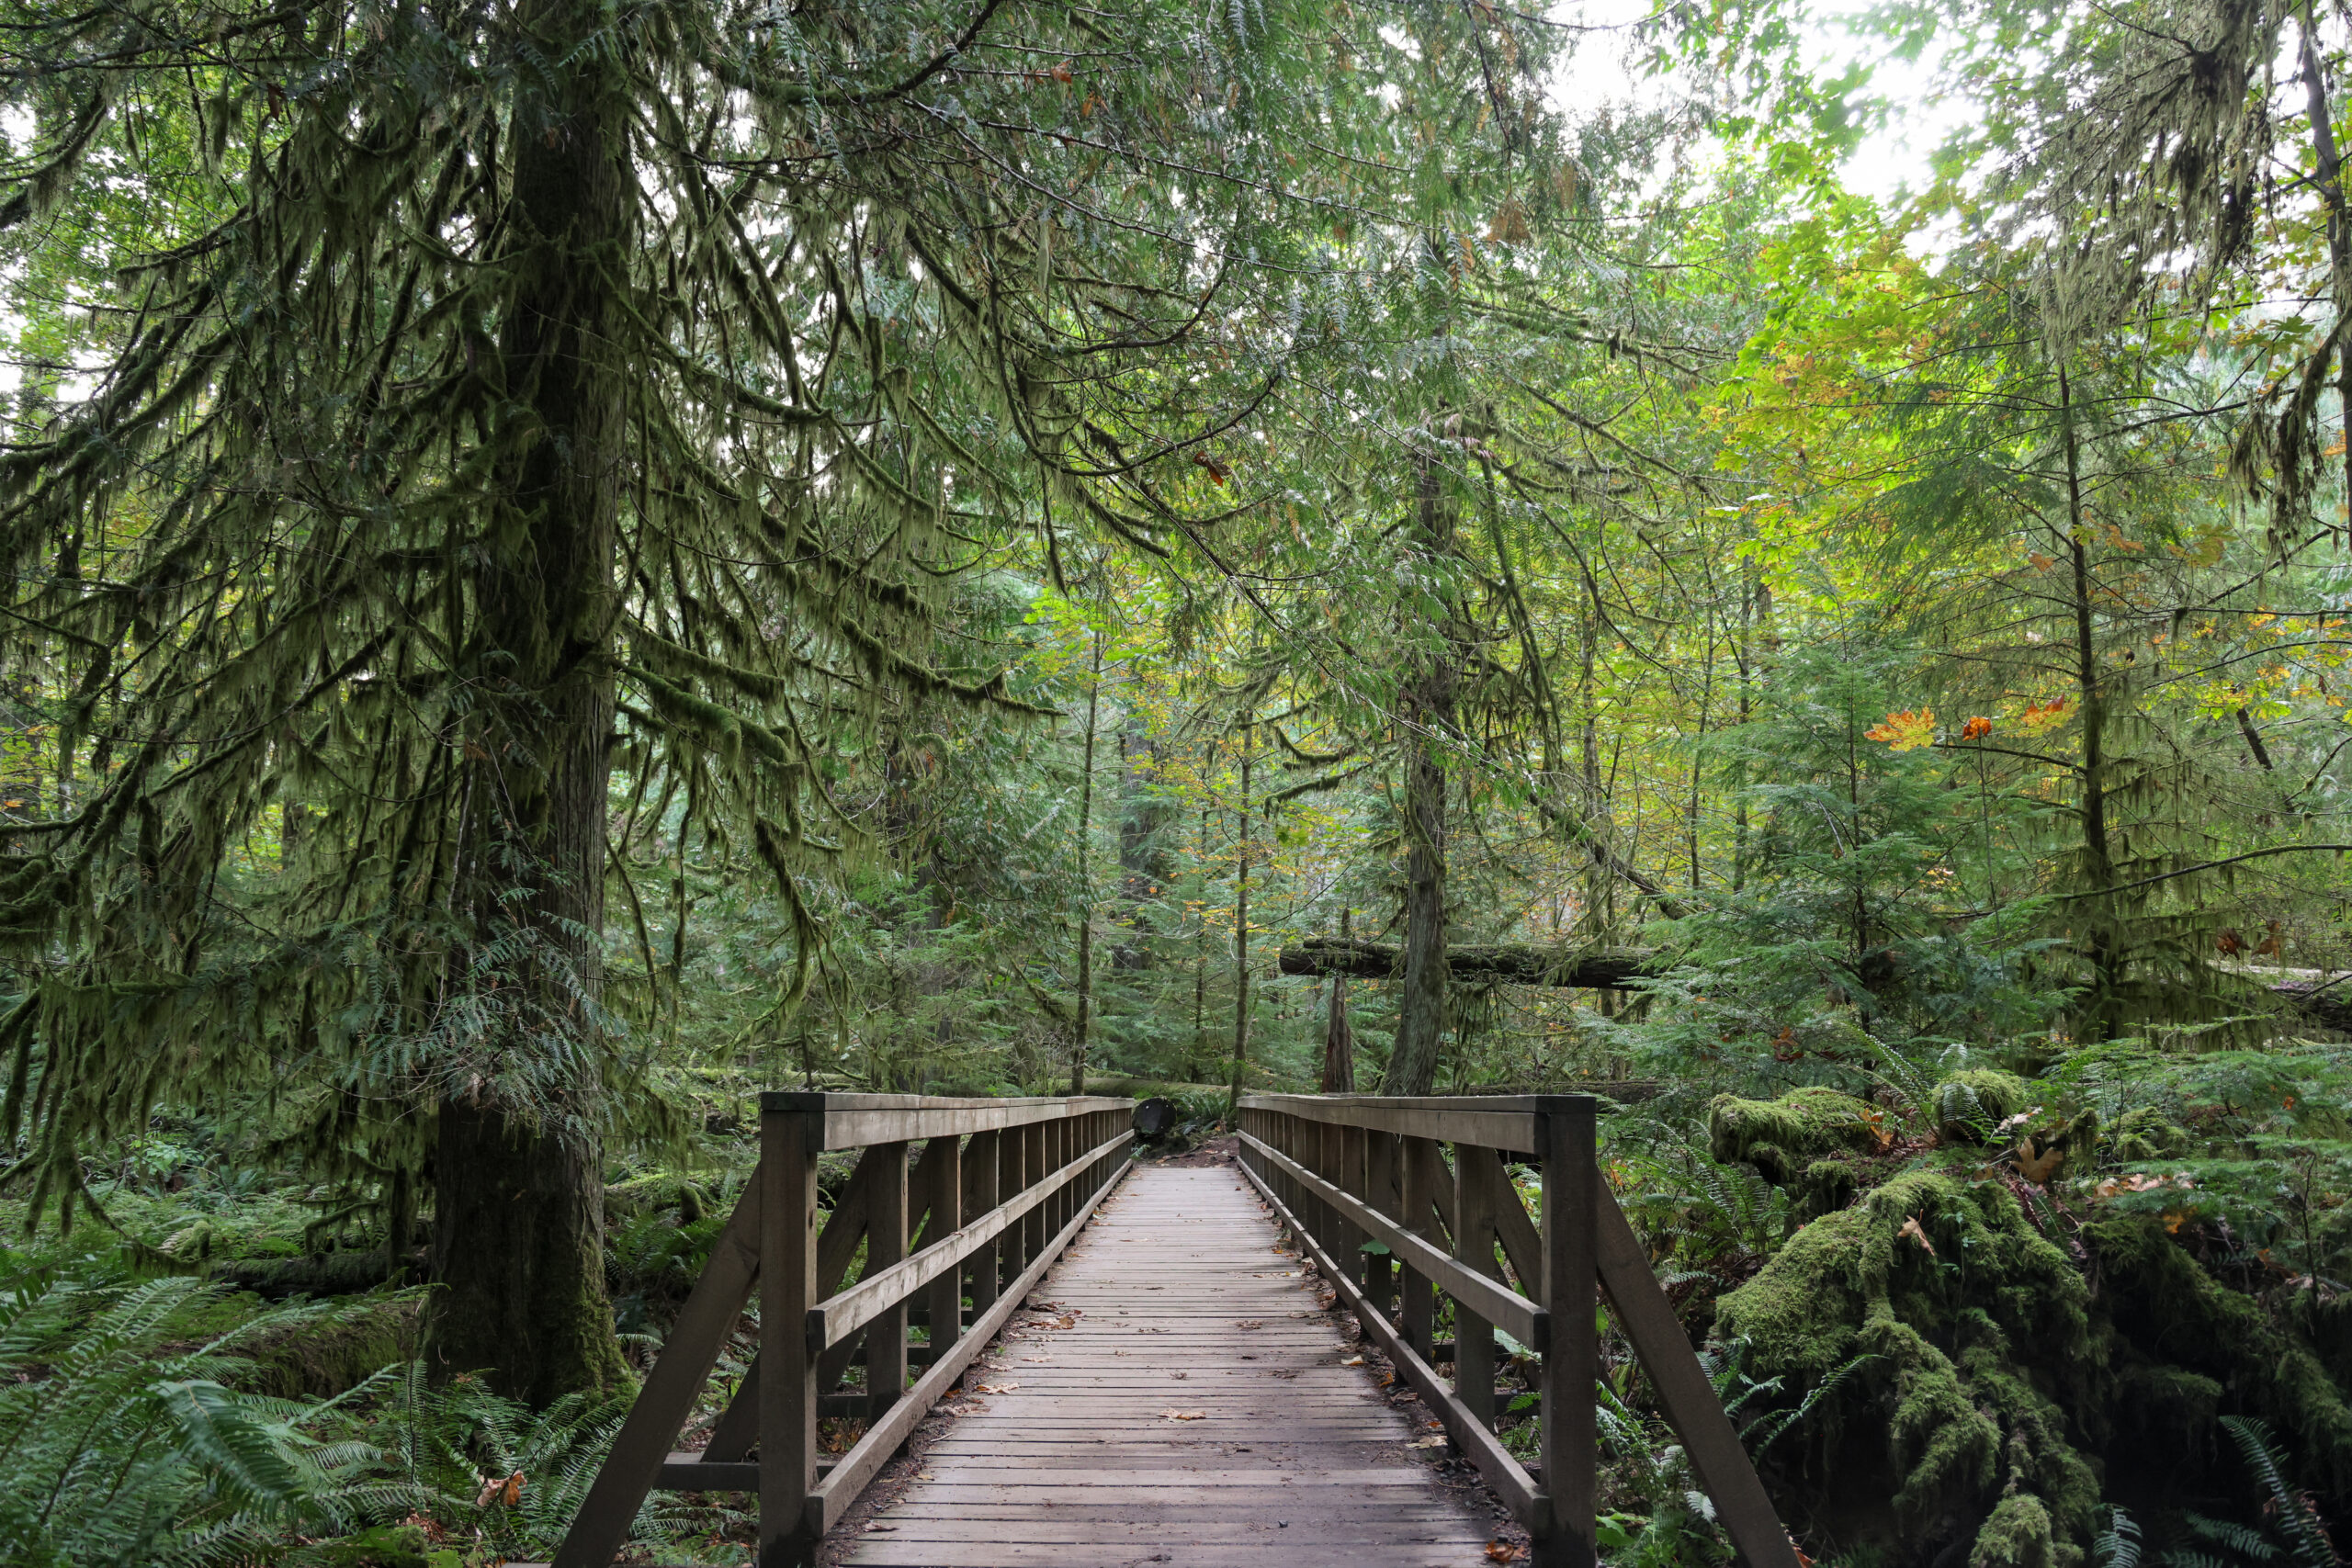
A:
[[806, 1155, 1136, 1537], [1236, 1154, 1538, 1521], [656, 1451, 761, 1491], [761, 1092, 1135, 1150], [1238, 1131, 1545, 1348], [808, 1130, 1136, 1351], [1239, 1094, 1571, 1154]]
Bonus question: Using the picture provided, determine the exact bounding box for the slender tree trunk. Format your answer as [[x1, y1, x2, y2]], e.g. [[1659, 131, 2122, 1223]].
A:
[[1385, 453, 1456, 1097], [2059, 366, 2121, 1041], [2298, 15, 2352, 545], [426, 0, 632, 1405], [1321, 907, 1355, 1092], [1193, 803, 1210, 1084], [1227, 731, 1252, 1118], [1069, 633, 1102, 1095]]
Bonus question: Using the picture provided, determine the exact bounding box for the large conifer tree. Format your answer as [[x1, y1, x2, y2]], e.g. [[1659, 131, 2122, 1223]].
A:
[[0, 0, 1572, 1393]]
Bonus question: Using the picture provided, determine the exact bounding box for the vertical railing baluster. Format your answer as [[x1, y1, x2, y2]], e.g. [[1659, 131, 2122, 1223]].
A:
[[866, 1142, 910, 1419], [1398, 1134, 1440, 1361], [925, 1134, 963, 1365], [1023, 1119, 1046, 1269], [965, 1129, 1001, 1320], [1364, 1129, 1398, 1330], [1453, 1144, 1500, 1430]]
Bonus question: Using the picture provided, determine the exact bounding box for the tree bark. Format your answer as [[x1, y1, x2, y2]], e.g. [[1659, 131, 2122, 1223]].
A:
[[1226, 732, 1252, 1117], [1384, 453, 1457, 1096], [2060, 366, 2123, 1042], [425, 0, 632, 1405], [1069, 632, 1102, 1095], [1320, 908, 1355, 1093]]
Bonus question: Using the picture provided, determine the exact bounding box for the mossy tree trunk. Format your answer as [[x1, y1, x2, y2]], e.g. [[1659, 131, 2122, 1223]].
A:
[[1385, 451, 1457, 1098], [1226, 730, 1253, 1117], [424, 0, 632, 1404], [2059, 366, 2123, 1042], [1070, 630, 1102, 1095]]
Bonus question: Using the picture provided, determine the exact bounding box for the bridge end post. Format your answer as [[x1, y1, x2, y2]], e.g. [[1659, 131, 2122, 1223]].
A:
[[759, 1096, 823, 1568], [1535, 1096, 1598, 1568]]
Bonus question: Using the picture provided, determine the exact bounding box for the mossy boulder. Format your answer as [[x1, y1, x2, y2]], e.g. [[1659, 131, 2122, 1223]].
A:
[[232, 1295, 419, 1399], [2085, 1214, 2352, 1497], [1716, 1170, 2098, 1568], [1932, 1070, 2035, 1143], [1708, 1086, 1882, 1189]]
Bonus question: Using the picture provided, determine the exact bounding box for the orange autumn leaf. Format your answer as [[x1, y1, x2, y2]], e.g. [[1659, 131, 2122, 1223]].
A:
[[1864, 709, 1937, 750], [2017, 697, 2075, 734], [1961, 716, 1993, 740]]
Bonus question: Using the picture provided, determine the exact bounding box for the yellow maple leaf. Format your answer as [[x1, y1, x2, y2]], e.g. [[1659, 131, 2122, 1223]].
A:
[[1863, 709, 1937, 750]]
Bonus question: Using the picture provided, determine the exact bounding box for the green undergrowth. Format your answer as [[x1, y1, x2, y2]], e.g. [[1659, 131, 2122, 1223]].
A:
[[0, 1266, 747, 1567]]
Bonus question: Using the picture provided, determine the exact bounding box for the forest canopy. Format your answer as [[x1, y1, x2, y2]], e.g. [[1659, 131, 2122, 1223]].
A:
[[1, 0, 2350, 1562]]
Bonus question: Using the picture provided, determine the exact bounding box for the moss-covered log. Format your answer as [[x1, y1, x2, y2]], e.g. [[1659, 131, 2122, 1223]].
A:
[[1274, 939, 2352, 1032], [1274, 937, 1655, 988]]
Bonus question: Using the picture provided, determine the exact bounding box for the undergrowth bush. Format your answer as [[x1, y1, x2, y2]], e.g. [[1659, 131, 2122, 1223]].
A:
[[0, 1266, 749, 1568]]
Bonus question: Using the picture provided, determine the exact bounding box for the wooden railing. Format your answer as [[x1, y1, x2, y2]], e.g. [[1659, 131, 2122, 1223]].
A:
[[546, 1092, 1136, 1568], [1236, 1093, 1796, 1568]]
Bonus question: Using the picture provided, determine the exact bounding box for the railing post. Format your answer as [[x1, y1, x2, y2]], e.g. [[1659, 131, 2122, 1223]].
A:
[[759, 1096, 823, 1568], [1535, 1099, 1597, 1568]]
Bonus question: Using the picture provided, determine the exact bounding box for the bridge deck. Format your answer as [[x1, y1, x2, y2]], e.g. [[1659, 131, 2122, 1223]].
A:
[[836, 1163, 1496, 1566]]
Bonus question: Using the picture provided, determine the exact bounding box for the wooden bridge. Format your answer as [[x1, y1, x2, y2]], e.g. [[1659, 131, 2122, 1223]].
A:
[[537, 1092, 1797, 1568]]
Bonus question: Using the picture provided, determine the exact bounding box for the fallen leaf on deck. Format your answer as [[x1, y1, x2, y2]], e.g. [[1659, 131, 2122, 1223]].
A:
[[1162, 1408, 1207, 1420], [1486, 1542, 1525, 1562], [974, 1382, 1019, 1393], [1408, 1436, 1448, 1449], [1341, 1355, 1365, 1366]]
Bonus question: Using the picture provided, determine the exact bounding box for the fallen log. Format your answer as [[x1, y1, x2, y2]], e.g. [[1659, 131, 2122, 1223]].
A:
[[1276, 936, 1657, 989], [1276, 937, 2352, 1034]]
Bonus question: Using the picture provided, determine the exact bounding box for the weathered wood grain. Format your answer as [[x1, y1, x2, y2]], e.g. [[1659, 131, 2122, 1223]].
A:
[[837, 1165, 1494, 1567]]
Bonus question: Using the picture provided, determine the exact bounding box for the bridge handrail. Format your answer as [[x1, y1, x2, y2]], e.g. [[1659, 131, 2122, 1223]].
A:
[[548, 1092, 1136, 1568], [1236, 1092, 1796, 1568]]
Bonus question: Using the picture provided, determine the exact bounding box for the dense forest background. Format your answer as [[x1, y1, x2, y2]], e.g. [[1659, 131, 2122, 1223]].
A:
[[1, 0, 2349, 1562]]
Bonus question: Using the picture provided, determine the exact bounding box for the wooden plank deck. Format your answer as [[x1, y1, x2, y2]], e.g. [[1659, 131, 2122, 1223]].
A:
[[836, 1163, 1497, 1566]]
